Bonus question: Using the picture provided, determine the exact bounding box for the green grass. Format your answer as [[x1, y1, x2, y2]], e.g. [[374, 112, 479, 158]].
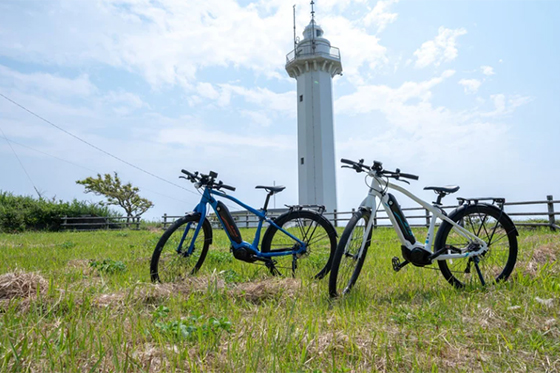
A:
[[0, 227, 558, 372]]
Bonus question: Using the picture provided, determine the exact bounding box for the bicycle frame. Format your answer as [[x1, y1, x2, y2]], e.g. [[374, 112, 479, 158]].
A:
[[181, 186, 308, 259], [358, 174, 489, 262]]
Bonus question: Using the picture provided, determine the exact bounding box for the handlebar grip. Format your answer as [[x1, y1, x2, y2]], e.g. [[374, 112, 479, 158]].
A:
[[341, 158, 354, 165], [221, 184, 236, 191], [400, 173, 419, 180]]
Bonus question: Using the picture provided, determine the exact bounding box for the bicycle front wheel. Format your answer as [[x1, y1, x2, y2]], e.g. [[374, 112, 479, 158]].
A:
[[261, 210, 336, 279], [434, 203, 518, 288], [150, 214, 212, 283], [329, 209, 372, 298]]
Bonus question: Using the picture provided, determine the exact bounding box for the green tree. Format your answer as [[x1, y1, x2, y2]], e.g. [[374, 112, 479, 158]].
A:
[[76, 172, 153, 218]]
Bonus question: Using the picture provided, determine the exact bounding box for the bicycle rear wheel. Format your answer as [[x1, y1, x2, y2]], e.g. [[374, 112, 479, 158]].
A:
[[150, 215, 212, 283], [261, 210, 336, 279], [329, 209, 372, 298], [434, 203, 518, 288]]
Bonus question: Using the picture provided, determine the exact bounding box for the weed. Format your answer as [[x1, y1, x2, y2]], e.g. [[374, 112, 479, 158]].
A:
[[89, 259, 127, 274], [57, 241, 76, 249], [152, 305, 231, 341]]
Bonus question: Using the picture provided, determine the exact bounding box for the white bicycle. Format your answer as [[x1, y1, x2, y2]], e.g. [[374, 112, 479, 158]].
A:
[[329, 158, 519, 297]]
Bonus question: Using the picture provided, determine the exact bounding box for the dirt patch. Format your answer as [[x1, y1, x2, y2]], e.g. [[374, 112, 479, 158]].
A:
[[522, 243, 559, 277], [231, 278, 301, 303], [92, 275, 226, 308], [0, 270, 49, 310], [530, 243, 558, 264], [92, 276, 303, 309], [0, 270, 48, 300]]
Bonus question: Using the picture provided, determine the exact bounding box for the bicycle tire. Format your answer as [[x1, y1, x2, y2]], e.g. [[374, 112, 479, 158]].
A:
[[150, 214, 212, 283], [261, 210, 336, 279], [328, 209, 372, 298], [434, 203, 518, 288]]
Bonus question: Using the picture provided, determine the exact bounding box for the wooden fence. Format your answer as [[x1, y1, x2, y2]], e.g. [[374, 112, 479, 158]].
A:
[[163, 195, 559, 232], [61, 216, 141, 231]]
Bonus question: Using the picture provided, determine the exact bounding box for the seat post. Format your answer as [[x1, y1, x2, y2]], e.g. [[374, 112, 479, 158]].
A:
[[262, 192, 273, 211]]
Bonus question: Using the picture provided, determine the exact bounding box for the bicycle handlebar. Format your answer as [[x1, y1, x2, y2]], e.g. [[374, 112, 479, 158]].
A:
[[340, 158, 419, 181], [180, 169, 236, 191]]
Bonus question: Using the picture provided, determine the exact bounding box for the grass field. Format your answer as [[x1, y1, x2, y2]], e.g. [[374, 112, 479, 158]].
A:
[[0, 226, 558, 372]]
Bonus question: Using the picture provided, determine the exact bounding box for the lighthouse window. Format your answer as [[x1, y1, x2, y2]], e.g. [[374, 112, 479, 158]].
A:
[[316, 30, 322, 37], [299, 95, 303, 102], [301, 157, 304, 165]]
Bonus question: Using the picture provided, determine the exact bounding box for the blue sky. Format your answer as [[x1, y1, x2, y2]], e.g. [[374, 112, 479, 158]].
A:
[[1, 0, 558, 220]]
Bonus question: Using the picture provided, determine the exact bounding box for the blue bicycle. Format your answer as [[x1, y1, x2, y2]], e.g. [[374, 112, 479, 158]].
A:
[[150, 169, 337, 282]]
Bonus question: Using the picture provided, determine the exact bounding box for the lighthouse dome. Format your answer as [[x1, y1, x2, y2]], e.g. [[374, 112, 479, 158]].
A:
[[302, 19, 325, 40]]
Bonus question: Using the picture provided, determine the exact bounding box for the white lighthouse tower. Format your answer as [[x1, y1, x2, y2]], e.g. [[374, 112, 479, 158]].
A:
[[285, 3, 342, 214]]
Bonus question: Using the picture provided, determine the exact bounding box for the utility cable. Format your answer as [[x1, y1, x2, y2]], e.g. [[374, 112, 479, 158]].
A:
[[0, 92, 196, 196], [0, 92, 241, 211], [0, 126, 42, 198], [0, 133, 191, 205]]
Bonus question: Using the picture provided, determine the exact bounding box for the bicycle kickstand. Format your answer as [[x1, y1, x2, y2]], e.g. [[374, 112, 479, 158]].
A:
[[265, 260, 282, 277], [472, 256, 486, 286], [392, 257, 409, 272]]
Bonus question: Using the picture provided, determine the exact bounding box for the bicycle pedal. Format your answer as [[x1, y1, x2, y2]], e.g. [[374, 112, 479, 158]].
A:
[[392, 257, 401, 272], [392, 257, 409, 272]]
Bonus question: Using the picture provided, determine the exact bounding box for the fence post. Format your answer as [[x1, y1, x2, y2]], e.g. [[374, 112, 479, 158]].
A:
[[547, 195, 556, 232], [373, 209, 377, 229], [425, 208, 430, 228], [136, 217, 140, 230], [333, 209, 338, 228], [163, 213, 167, 228]]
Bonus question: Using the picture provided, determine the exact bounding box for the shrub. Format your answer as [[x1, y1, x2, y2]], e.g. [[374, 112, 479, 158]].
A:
[[0, 191, 117, 233]]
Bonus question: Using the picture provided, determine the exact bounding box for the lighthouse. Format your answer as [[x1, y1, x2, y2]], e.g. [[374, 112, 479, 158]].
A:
[[285, 3, 342, 215]]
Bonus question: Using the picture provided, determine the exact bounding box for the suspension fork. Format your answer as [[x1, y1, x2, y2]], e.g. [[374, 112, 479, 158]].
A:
[[356, 209, 375, 259], [181, 203, 208, 255]]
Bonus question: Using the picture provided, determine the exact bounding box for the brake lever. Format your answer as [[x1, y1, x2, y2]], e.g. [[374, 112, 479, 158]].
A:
[[179, 176, 188, 180], [341, 165, 353, 169]]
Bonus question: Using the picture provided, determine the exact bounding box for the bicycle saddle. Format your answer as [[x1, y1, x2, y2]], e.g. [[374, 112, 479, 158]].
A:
[[423, 185, 460, 194], [256, 185, 286, 194]]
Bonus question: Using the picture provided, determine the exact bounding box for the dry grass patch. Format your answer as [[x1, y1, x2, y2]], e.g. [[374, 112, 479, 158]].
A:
[[92, 277, 303, 308], [522, 242, 559, 277], [231, 278, 301, 303], [0, 270, 48, 301]]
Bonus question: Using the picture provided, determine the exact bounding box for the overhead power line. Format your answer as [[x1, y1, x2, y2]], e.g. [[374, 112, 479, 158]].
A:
[[0, 92, 196, 196], [0, 126, 42, 198], [0, 133, 192, 205], [0, 92, 243, 212]]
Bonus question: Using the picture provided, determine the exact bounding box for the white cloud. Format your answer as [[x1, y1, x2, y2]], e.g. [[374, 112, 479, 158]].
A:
[[481, 65, 495, 76], [414, 27, 467, 68], [0, 1, 392, 89], [103, 91, 147, 115], [322, 15, 388, 84], [458, 78, 482, 94], [482, 94, 532, 116], [240, 110, 273, 127], [336, 70, 455, 116], [157, 126, 292, 149], [216, 84, 295, 114], [0, 65, 96, 97], [364, 0, 399, 33], [0, 1, 297, 87]]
